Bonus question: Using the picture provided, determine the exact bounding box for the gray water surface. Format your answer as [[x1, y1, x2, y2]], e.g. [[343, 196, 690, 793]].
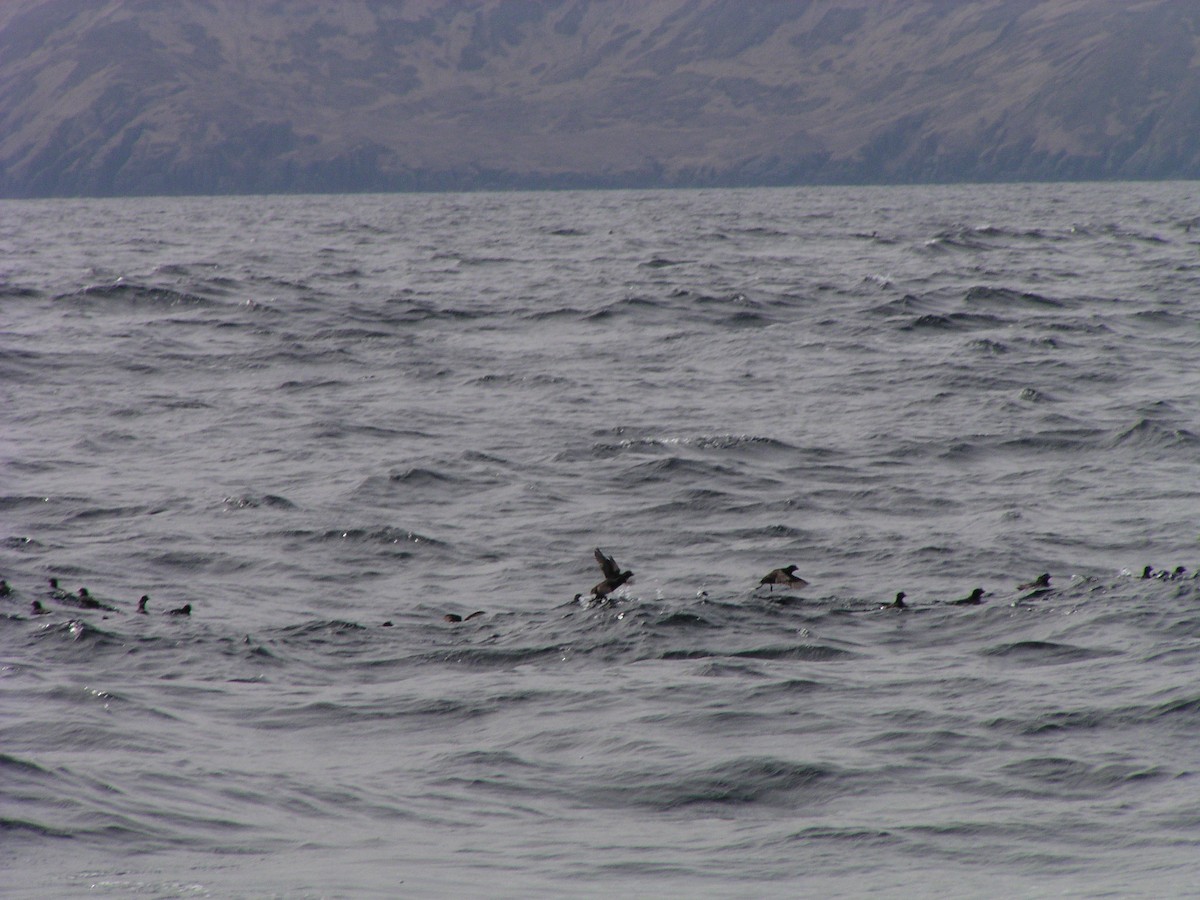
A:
[[3, 183, 1200, 897]]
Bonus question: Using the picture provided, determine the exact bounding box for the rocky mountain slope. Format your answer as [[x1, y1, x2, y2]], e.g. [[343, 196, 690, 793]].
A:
[[2, 0, 1199, 196]]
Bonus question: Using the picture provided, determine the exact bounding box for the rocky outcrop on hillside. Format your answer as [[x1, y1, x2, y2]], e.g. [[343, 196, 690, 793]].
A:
[[2, 0, 1199, 196]]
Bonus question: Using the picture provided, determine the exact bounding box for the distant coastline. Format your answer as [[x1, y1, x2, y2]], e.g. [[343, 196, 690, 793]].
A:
[[3, 0, 1199, 199]]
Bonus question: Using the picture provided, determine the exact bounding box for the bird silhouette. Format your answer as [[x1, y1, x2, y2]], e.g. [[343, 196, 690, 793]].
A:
[[591, 548, 633, 599]]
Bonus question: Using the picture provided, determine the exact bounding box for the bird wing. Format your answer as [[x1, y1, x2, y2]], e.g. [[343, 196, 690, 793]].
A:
[[594, 548, 619, 579]]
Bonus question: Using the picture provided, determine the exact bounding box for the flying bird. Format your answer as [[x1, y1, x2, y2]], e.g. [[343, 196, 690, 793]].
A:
[[591, 548, 633, 599], [758, 565, 809, 592]]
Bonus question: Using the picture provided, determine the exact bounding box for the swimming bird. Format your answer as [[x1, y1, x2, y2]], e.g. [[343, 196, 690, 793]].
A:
[[1141, 566, 1154, 579], [591, 548, 633, 599], [950, 588, 986, 606], [166, 603, 191, 616], [68, 587, 118, 612], [30, 600, 50, 616], [759, 565, 809, 592], [890, 591, 907, 609], [47, 578, 69, 600], [1017, 574, 1051, 591], [1155, 566, 1188, 580], [444, 611, 484, 623], [136, 595, 149, 613]]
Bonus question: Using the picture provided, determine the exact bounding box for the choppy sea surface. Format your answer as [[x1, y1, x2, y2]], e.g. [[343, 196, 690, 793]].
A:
[[3, 183, 1200, 897]]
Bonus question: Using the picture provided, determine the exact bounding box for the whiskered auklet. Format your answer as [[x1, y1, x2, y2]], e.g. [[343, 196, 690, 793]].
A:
[[70, 587, 118, 612], [759, 565, 809, 591], [950, 588, 986, 605], [444, 611, 484, 623], [591, 548, 633, 599], [1017, 574, 1051, 591]]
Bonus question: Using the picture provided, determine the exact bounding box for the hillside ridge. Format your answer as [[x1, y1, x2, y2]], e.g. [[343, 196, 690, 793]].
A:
[[2, 0, 1198, 196]]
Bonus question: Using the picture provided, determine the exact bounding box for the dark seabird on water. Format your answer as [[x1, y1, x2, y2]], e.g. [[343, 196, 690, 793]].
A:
[[137, 595, 149, 613], [950, 588, 987, 606], [1141, 566, 1154, 579], [591, 548, 633, 599], [69, 587, 118, 612], [48, 578, 69, 600], [30, 600, 50, 616], [1017, 574, 1051, 591], [444, 611, 484, 623], [890, 591, 907, 609], [759, 565, 809, 592], [166, 603, 191, 616], [1154, 566, 1187, 580]]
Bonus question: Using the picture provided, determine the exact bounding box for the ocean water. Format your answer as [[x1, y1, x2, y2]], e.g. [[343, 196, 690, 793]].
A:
[[3, 183, 1200, 897]]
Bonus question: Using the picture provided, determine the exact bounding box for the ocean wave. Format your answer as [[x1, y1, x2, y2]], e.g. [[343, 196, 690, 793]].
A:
[[999, 756, 1171, 797], [30, 618, 122, 647], [55, 281, 216, 308], [923, 224, 1069, 252], [902, 312, 1005, 331], [387, 467, 455, 486], [1107, 418, 1200, 450], [995, 429, 1106, 454], [982, 640, 1120, 665], [222, 494, 297, 511], [624, 457, 741, 485], [141, 549, 255, 572], [303, 527, 448, 548], [597, 757, 844, 810], [641, 488, 740, 516], [963, 285, 1066, 308], [584, 294, 667, 321], [867, 293, 937, 315], [0, 284, 44, 301], [571, 434, 797, 461], [662, 643, 853, 662], [382, 297, 488, 322]]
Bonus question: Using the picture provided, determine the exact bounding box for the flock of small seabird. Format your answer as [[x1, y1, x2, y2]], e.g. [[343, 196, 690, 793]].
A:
[[446, 553, 1197, 624], [2, 559, 1196, 627], [0, 577, 191, 618]]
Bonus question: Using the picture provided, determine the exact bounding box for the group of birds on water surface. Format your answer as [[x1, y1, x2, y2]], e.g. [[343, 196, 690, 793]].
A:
[[0, 577, 190, 618], [2, 555, 1197, 626]]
